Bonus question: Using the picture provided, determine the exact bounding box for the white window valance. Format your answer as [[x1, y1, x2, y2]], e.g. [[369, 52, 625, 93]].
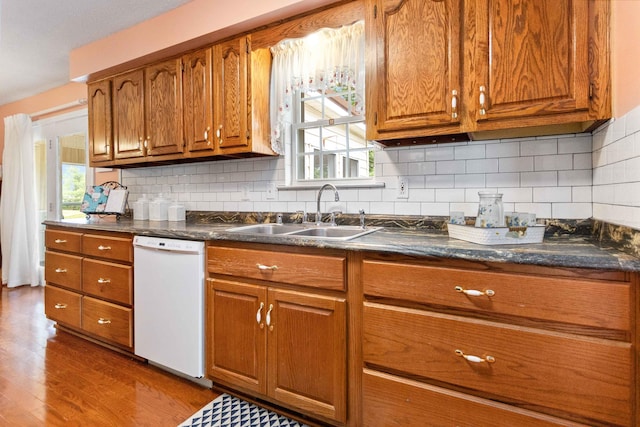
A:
[[269, 20, 365, 155]]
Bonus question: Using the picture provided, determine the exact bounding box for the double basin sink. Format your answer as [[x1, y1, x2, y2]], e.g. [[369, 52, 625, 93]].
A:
[[226, 223, 381, 241]]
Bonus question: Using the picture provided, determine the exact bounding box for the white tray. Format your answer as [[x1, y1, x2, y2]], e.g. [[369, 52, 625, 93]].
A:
[[447, 223, 545, 245]]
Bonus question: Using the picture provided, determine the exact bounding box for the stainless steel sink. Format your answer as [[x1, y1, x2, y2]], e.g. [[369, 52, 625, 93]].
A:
[[226, 223, 380, 241], [226, 223, 304, 235]]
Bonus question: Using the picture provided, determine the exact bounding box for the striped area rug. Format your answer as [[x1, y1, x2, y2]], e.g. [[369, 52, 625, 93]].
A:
[[178, 393, 309, 427]]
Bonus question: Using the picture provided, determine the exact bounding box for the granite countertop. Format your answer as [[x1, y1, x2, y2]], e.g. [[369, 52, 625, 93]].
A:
[[44, 215, 640, 272]]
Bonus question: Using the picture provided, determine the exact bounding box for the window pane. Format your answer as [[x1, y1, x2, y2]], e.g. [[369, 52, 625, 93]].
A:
[[60, 133, 87, 219]]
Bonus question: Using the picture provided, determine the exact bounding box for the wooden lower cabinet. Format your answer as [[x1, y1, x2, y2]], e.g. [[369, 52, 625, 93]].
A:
[[362, 370, 589, 427], [207, 243, 347, 424], [44, 227, 134, 352], [360, 254, 637, 427]]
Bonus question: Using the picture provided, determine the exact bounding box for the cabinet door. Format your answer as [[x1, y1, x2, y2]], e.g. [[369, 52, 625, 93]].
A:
[[267, 288, 347, 423], [113, 69, 145, 159], [145, 58, 184, 156], [213, 36, 249, 150], [207, 278, 267, 394], [473, 0, 589, 125], [366, 0, 463, 139], [87, 80, 112, 163], [183, 48, 215, 154]]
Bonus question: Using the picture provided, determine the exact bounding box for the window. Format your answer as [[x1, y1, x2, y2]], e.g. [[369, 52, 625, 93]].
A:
[[271, 20, 374, 185]]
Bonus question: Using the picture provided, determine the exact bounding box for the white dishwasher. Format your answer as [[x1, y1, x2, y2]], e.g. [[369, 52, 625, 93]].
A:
[[133, 236, 205, 378]]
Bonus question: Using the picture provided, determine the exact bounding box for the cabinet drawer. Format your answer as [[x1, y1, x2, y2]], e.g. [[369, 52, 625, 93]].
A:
[[363, 369, 589, 427], [208, 246, 345, 291], [44, 286, 82, 328], [45, 229, 82, 253], [82, 258, 133, 305], [45, 251, 82, 290], [362, 260, 630, 331], [363, 303, 632, 426], [82, 296, 133, 348], [82, 234, 133, 263]]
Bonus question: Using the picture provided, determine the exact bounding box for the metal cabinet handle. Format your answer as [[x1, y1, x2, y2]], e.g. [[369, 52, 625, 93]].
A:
[[97, 278, 111, 284], [54, 239, 67, 244], [216, 125, 223, 144], [54, 303, 67, 309], [451, 89, 458, 119], [479, 85, 487, 116], [97, 318, 112, 325], [256, 302, 264, 329], [265, 304, 274, 330], [204, 126, 210, 142], [455, 349, 495, 364], [54, 268, 67, 273], [257, 263, 278, 271], [455, 286, 495, 297], [97, 245, 111, 251]]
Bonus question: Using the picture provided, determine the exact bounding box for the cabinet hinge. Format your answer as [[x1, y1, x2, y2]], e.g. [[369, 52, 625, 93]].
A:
[[374, 4, 377, 19], [374, 112, 378, 126]]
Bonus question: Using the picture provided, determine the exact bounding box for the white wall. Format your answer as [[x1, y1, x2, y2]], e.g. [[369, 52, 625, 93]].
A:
[[121, 131, 595, 222], [592, 105, 640, 230]]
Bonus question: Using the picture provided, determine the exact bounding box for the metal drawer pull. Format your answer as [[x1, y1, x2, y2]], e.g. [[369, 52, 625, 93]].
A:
[[256, 302, 264, 328], [54, 303, 67, 309], [455, 286, 495, 297], [54, 268, 68, 273], [257, 263, 278, 271], [455, 349, 495, 364], [266, 304, 274, 330], [54, 239, 67, 244], [97, 245, 112, 251], [97, 278, 111, 284], [97, 318, 112, 325]]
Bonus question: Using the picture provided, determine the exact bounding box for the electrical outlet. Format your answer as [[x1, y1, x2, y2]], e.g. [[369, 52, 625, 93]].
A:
[[240, 184, 250, 201], [266, 182, 277, 200], [397, 176, 409, 199]]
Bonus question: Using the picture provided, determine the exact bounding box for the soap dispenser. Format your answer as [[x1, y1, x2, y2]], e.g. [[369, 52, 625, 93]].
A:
[[133, 194, 149, 220]]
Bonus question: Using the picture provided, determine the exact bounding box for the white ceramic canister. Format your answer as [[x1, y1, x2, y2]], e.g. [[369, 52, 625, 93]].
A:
[[168, 202, 186, 221], [475, 191, 504, 228], [149, 194, 170, 221], [133, 194, 149, 220]]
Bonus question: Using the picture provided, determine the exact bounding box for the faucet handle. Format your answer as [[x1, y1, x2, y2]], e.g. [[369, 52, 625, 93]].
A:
[[359, 209, 366, 229]]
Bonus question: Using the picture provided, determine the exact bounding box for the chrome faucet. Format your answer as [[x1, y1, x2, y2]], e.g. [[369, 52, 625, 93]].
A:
[[316, 183, 340, 225]]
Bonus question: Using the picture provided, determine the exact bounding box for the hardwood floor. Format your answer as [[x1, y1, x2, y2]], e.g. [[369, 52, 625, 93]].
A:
[[0, 285, 217, 426]]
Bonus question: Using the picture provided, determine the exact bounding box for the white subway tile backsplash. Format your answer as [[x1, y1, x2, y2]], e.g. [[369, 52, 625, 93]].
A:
[[466, 158, 499, 174], [486, 141, 519, 158], [521, 139, 557, 156], [499, 156, 534, 172], [534, 154, 573, 171], [521, 171, 557, 187], [436, 160, 466, 174], [119, 117, 639, 229], [533, 187, 572, 203]]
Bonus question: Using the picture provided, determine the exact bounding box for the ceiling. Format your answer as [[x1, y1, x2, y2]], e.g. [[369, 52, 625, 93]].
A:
[[0, 0, 194, 106]]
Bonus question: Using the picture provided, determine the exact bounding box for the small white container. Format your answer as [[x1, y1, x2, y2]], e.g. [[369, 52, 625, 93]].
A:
[[168, 203, 186, 221], [133, 194, 149, 220], [149, 194, 170, 221]]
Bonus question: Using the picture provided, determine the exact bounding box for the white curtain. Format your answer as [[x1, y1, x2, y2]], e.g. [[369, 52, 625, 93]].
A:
[[269, 20, 365, 155], [1, 113, 42, 287]]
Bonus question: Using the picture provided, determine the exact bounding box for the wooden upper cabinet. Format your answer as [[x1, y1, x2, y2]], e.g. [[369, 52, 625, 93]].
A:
[[87, 80, 112, 163], [113, 69, 145, 159], [183, 48, 215, 154], [213, 35, 274, 156], [472, 0, 589, 128], [145, 58, 184, 156], [367, 0, 610, 142], [214, 36, 249, 150], [366, 0, 464, 140]]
